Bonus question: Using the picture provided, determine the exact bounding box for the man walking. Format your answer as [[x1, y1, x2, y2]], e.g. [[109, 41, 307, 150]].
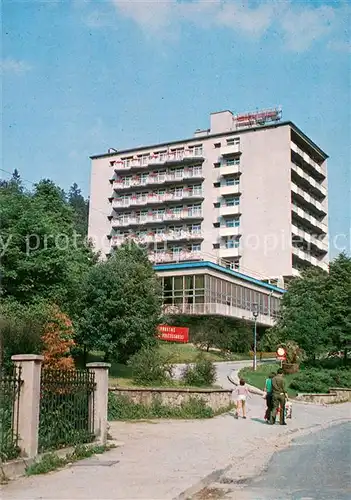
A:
[[269, 368, 287, 425]]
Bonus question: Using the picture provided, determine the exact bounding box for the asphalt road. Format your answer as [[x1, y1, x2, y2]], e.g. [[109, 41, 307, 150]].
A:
[[235, 422, 351, 500]]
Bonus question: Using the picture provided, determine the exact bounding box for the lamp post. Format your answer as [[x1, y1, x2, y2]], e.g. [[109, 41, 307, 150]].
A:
[[252, 302, 259, 371]]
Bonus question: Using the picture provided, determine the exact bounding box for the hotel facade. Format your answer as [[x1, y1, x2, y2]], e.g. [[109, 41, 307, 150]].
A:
[[88, 108, 329, 325]]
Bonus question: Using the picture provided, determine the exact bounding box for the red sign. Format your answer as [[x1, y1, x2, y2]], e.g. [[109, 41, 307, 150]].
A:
[[157, 325, 189, 343], [276, 347, 286, 361]]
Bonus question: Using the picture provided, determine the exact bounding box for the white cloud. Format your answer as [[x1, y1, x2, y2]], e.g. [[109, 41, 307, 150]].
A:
[[280, 5, 335, 52], [1, 58, 32, 75], [109, 0, 350, 52]]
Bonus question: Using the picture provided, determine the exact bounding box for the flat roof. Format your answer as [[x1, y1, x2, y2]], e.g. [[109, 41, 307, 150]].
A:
[[154, 261, 286, 294], [90, 120, 328, 160]]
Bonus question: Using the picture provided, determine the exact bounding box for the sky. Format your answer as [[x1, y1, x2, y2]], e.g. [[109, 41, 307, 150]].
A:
[[2, 0, 350, 257]]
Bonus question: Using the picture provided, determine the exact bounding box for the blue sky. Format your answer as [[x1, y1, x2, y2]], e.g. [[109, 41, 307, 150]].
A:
[[2, 0, 350, 257]]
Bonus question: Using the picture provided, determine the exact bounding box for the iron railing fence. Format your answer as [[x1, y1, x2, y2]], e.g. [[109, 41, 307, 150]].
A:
[[39, 369, 95, 453], [0, 366, 22, 462]]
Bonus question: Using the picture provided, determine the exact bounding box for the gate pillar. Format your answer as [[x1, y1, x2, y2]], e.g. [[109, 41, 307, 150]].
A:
[[86, 362, 110, 445], [11, 354, 43, 458]]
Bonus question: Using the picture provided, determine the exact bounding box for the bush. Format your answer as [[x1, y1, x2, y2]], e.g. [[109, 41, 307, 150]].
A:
[[181, 355, 216, 387], [290, 368, 351, 393], [108, 393, 214, 420], [128, 347, 174, 386]]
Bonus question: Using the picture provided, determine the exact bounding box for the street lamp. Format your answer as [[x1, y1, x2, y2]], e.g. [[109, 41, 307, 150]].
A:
[[252, 302, 259, 371]]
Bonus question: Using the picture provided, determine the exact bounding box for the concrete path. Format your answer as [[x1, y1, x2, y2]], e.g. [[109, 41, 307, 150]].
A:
[[2, 395, 350, 500]]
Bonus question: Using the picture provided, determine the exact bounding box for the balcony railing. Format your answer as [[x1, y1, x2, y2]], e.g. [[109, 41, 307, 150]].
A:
[[112, 209, 203, 227], [291, 163, 327, 199], [113, 169, 204, 190], [291, 204, 327, 235], [111, 230, 203, 247], [291, 224, 328, 254], [149, 250, 202, 264], [291, 142, 325, 180], [112, 150, 204, 171], [291, 183, 326, 216], [112, 190, 203, 209], [220, 144, 241, 156], [292, 246, 328, 271]]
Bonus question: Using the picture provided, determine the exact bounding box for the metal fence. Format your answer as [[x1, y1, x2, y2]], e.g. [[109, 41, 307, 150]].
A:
[[39, 369, 95, 453], [0, 367, 22, 462]]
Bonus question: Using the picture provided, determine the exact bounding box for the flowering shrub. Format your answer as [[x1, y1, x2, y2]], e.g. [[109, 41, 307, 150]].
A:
[[41, 306, 75, 370]]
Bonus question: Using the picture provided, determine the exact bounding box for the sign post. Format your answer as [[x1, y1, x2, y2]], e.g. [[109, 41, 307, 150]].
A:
[[276, 347, 286, 367]]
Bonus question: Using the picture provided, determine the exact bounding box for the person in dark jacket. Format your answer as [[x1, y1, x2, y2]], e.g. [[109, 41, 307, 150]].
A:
[[269, 368, 287, 425]]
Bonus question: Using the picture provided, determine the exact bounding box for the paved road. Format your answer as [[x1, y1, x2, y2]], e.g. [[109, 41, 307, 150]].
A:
[[230, 422, 351, 499]]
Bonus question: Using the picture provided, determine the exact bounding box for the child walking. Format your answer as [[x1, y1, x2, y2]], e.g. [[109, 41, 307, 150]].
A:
[[234, 378, 250, 419]]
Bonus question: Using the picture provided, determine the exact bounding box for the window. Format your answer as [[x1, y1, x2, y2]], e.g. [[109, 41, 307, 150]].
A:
[[225, 177, 240, 186], [192, 165, 203, 177], [225, 238, 240, 249], [226, 137, 240, 146], [189, 145, 203, 156], [214, 143, 221, 148], [190, 223, 201, 233], [191, 244, 201, 252], [213, 243, 220, 249], [225, 197, 240, 207], [226, 158, 240, 166], [213, 182, 220, 188], [225, 218, 240, 228]]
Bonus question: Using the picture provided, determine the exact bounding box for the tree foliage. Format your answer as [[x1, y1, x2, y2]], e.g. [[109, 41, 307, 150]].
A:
[[41, 306, 76, 370], [170, 315, 252, 353], [274, 253, 351, 361], [68, 183, 89, 237], [75, 242, 162, 363], [0, 178, 96, 313]]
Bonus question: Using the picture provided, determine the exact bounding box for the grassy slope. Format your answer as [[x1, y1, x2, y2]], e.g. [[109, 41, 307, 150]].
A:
[[239, 363, 298, 398]]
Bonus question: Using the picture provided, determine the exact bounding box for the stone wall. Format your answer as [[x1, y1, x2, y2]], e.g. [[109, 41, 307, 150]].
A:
[[109, 387, 232, 412], [295, 387, 351, 404]]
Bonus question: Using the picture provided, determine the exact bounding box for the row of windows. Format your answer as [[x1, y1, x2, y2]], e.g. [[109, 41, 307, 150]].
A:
[[160, 274, 280, 316], [121, 145, 204, 162]]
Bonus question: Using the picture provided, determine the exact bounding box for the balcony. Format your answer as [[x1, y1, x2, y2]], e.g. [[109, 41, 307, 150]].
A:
[[219, 247, 241, 259], [219, 164, 241, 177], [219, 205, 241, 217], [219, 185, 241, 196], [291, 224, 328, 254], [112, 189, 204, 210], [291, 163, 327, 200], [291, 142, 325, 181], [149, 250, 202, 264], [111, 230, 203, 247], [111, 209, 203, 228], [113, 169, 204, 191], [292, 204, 327, 235], [291, 183, 326, 217], [292, 247, 328, 271], [219, 226, 240, 238], [163, 303, 276, 327], [220, 144, 241, 156], [112, 150, 204, 172]]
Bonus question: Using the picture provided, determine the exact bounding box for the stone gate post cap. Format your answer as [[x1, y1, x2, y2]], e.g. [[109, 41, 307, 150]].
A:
[[11, 354, 44, 362], [86, 362, 111, 369]]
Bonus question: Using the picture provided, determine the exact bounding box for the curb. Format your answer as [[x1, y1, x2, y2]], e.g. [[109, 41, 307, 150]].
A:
[[174, 463, 233, 500]]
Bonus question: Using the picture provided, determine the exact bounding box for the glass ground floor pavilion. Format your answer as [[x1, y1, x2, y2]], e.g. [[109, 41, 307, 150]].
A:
[[154, 261, 285, 328]]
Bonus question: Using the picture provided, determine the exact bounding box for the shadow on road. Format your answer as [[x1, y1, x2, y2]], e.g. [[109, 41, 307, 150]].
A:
[[251, 417, 267, 424]]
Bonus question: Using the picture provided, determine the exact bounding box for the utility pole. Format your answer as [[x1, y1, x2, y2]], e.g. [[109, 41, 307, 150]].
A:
[[252, 303, 259, 371]]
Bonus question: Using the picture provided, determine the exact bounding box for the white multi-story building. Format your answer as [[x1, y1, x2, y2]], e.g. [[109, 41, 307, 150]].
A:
[[89, 108, 329, 287]]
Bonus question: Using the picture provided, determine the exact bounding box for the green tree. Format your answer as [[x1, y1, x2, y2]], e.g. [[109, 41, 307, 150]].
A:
[[327, 253, 351, 361], [170, 315, 251, 353], [75, 242, 162, 363], [0, 179, 96, 312], [67, 183, 89, 237]]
